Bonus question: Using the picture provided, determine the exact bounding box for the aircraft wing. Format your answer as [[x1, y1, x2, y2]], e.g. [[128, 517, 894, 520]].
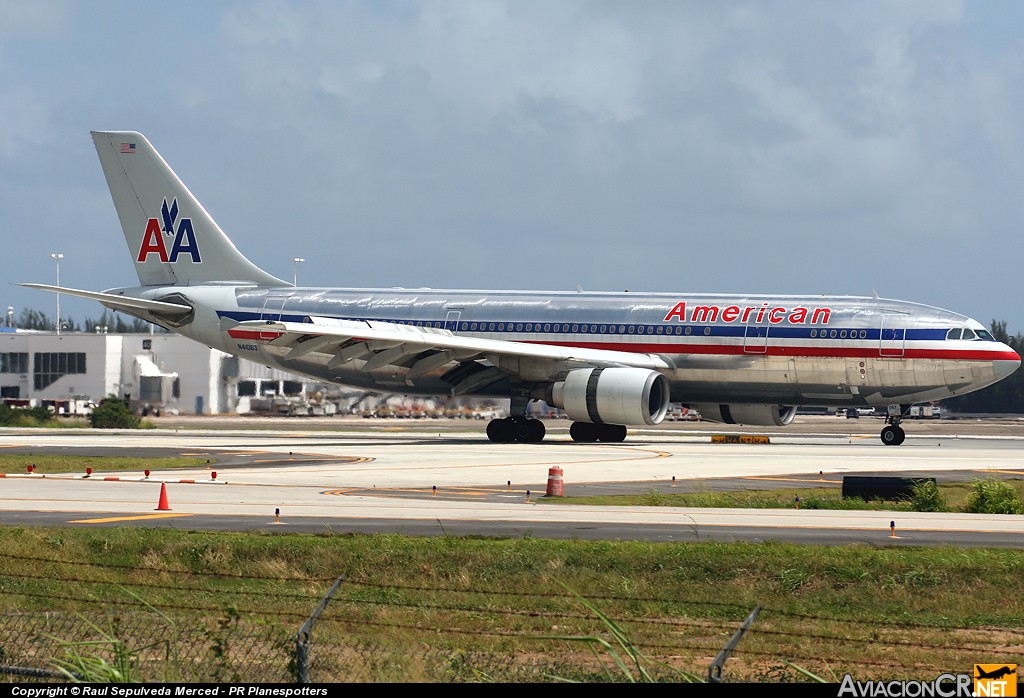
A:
[[232, 316, 673, 384]]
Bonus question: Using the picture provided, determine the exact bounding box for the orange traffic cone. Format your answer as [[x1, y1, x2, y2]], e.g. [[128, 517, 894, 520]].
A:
[[155, 482, 171, 511]]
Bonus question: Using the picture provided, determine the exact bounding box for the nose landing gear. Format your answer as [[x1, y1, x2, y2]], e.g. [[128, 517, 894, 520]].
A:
[[880, 404, 908, 445]]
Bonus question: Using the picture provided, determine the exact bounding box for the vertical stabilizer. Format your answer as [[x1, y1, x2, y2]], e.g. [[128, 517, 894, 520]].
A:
[[92, 131, 286, 288]]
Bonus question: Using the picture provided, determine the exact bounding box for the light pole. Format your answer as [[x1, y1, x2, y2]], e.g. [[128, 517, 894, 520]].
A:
[[50, 253, 63, 334], [292, 258, 305, 287]]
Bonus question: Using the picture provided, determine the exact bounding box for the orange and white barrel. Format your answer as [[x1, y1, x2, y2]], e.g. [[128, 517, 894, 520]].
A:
[[546, 466, 564, 497]]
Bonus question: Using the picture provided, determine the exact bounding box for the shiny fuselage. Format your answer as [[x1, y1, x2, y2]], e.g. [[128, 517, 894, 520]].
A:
[[134, 284, 1018, 409]]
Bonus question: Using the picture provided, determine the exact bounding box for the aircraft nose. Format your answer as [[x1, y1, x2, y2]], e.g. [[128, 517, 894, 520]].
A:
[[993, 348, 1021, 381]]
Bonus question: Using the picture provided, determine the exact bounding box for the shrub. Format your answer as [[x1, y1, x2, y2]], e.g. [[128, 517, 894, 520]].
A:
[[911, 480, 946, 512], [89, 396, 140, 429], [964, 478, 1023, 515], [0, 403, 56, 427]]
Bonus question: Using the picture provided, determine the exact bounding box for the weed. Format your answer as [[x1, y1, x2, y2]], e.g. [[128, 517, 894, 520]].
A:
[[911, 480, 947, 512], [964, 478, 1024, 515]]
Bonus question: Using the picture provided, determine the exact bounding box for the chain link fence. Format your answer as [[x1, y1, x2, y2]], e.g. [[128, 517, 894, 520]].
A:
[[0, 610, 293, 682], [0, 610, 707, 683]]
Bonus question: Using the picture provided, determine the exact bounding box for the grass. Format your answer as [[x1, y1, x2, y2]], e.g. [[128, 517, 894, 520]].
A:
[[543, 479, 1024, 513], [1, 452, 1021, 681], [1, 527, 1022, 682], [0, 455, 209, 475]]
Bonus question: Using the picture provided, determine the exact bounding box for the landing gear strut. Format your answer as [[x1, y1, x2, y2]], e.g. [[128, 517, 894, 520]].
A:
[[486, 416, 546, 443], [880, 405, 907, 446]]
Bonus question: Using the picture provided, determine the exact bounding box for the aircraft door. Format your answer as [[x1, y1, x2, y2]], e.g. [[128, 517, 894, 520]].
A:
[[879, 313, 907, 357], [444, 310, 462, 334], [743, 320, 769, 354], [259, 296, 288, 341]]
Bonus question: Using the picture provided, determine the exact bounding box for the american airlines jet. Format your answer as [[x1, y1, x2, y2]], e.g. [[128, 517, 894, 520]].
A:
[[23, 131, 1021, 445]]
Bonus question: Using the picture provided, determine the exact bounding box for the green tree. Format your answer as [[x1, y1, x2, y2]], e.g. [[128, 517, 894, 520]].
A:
[[16, 308, 52, 330], [83, 310, 156, 334], [89, 395, 140, 429], [943, 320, 1024, 414]]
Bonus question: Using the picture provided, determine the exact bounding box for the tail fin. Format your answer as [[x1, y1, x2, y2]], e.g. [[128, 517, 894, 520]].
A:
[[91, 131, 286, 288]]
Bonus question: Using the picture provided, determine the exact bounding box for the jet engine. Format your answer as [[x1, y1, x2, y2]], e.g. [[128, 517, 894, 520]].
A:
[[691, 403, 798, 427], [543, 367, 671, 426]]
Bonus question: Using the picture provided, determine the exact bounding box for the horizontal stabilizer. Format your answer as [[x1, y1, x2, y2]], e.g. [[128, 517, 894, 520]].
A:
[[18, 283, 193, 315]]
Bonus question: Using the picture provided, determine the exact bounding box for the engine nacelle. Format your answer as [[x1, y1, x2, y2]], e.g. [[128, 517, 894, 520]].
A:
[[545, 368, 671, 426], [691, 403, 798, 427]]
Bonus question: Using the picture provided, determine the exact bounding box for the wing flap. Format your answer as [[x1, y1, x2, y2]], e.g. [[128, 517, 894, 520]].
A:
[[234, 316, 673, 371]]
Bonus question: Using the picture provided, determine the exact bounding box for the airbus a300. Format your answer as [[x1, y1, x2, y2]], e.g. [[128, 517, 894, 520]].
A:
[[23, 131, 1021, 445]]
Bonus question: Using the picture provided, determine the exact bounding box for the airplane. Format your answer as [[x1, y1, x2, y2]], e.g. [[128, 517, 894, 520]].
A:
[[22, 131, 1021, 445]]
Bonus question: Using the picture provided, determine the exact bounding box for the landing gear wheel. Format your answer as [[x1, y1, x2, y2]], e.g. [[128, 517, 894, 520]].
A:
[[597, 424, 627, 442], [880, 425, 905, 446], [487, 417, 515, 443], [488, 417, 546, 443], [524, 418, 546, 443], [570, 422, 599, 442]]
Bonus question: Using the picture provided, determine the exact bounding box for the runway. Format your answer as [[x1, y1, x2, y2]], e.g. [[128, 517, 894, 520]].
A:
[[1, 416, 1023, 546]]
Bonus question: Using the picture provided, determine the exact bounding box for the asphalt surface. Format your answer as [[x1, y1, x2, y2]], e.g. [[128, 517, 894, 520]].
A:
[[1, 414, 1022, 546]]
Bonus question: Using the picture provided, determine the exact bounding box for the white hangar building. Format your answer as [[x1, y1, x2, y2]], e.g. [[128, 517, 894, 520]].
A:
[[0, 329, 321, 415]]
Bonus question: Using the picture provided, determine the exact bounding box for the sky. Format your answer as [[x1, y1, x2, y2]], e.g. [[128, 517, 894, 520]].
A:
[[3, 0, 1024, 331]]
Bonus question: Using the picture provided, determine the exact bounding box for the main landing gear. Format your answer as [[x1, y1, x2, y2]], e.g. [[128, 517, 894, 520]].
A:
[[484, 417, 629, 443], [485, 388, 629, 443], [569, 422, 627, 443], [486, 416, 546, 443], [880, 405, 907, 446]]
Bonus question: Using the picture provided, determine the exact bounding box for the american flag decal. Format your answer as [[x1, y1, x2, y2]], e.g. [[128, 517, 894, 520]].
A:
[[120, 142, 136, 154]]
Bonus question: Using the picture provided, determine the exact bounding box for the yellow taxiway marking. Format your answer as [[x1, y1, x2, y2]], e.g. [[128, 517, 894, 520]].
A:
[[746, 475, 843, 484], [69, 513, 195, 524], [974, 469, 1024, 476]]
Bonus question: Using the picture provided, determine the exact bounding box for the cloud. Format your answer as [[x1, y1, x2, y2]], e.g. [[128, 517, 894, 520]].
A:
[[5, 1, 1024, 330]]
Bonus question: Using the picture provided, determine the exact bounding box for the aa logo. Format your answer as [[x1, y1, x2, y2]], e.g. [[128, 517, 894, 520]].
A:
[[136, 197, 202, 263], [974, 664, 1016, 697]]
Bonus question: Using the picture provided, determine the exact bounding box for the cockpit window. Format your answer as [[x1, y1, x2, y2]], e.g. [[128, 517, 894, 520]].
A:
[[948, 327, 995, 341]]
